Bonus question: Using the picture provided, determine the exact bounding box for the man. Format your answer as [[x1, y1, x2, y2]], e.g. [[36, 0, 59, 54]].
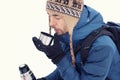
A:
[[32, 0, 120, 80]]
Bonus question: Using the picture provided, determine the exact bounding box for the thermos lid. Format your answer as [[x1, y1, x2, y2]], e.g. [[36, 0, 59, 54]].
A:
[[19, 64, 30, 74]]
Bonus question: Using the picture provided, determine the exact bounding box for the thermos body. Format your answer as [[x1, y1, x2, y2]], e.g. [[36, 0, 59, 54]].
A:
[[19, 64, 36, 80]]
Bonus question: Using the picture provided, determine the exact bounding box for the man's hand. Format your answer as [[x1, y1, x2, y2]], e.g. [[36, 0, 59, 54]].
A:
[[32, 33, 65, 64]]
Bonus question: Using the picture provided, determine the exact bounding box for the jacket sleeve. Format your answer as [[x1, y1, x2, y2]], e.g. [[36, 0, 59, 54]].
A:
[[56, 55, 81, 80], [80, 44, 114, 80], [56, 38, 115, 80], [43, 43, 114, 80], [44, 68, 63, 80]]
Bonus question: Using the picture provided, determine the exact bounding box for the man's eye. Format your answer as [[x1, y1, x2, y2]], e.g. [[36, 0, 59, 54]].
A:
[[52, 14, 61, 20], [55, 16, 61, 20]]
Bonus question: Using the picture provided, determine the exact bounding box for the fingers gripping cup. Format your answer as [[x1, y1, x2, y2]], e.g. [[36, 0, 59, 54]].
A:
[[39, 32, 54, 46]]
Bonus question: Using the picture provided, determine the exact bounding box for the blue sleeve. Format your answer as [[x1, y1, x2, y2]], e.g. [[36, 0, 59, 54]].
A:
[[56, 56, 81, 80], [56, 43, 115, 80], [80, 45, 114, 80], [45, 68, 63, 80]]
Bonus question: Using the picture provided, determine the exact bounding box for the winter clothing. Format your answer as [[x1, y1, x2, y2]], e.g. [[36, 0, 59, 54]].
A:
[[36, 5, 120, 80]]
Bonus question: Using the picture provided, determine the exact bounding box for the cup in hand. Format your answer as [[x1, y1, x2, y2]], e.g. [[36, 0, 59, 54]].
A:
[[39, 32, 53, 46]]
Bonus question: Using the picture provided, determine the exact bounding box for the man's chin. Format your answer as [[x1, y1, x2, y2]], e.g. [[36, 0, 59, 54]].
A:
[[56, 32, 62, 35], [55, 31, 64, 35], [55, 30, 67, 35], [56, 32, 68, 35]]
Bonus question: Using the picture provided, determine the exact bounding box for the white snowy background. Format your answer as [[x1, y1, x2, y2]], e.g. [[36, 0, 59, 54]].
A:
[[0, 0, 120, 80]]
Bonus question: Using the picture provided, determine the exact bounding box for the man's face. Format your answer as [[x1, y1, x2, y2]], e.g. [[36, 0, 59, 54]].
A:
[[46, 9, 68, 35]]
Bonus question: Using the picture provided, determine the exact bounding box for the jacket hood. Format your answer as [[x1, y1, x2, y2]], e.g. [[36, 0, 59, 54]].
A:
[[72, 5, 105, 48]]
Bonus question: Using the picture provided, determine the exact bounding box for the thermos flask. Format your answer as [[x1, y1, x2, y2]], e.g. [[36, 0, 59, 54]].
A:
[[19, 64, 36, 80]]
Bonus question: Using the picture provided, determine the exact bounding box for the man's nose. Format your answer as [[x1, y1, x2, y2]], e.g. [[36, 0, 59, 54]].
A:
[[49, 17, 56, 28]]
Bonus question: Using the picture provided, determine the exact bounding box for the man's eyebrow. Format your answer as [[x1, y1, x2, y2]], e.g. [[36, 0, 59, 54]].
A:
[[52, 14, 59, 16], [47, 12, 59, 16]]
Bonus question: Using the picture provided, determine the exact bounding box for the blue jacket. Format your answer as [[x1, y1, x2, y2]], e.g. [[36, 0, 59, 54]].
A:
[[44, 5, 120, 80]]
